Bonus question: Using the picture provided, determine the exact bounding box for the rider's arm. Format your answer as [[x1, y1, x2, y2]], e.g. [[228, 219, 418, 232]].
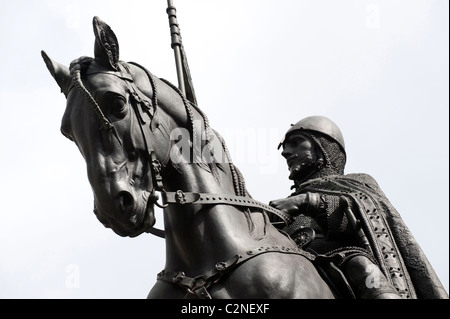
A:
[[303, 193, 353, 240]]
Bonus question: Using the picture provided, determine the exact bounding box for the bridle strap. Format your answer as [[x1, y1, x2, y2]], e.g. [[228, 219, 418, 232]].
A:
[[162, 190, 293, 226], [72, 69, 114, 131], [148, 190, 292, 239]]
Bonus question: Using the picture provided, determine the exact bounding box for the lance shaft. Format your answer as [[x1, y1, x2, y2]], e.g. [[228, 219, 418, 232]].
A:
[[167, 0, 186, 95]]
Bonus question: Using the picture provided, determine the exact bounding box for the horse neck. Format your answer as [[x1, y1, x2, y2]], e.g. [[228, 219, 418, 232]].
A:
[[156, 119, 267, 274]]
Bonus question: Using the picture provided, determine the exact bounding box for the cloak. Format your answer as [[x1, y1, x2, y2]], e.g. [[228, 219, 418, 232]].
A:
[[296, 173, 448, 299]]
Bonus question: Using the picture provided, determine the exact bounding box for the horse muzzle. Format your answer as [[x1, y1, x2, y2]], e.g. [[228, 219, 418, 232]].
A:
[[94, 189, 157, 237]]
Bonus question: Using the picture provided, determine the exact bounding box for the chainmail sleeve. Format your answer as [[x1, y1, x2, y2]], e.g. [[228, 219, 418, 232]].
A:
[[318, 194, 352, 240], [282, 192, 353, 241]]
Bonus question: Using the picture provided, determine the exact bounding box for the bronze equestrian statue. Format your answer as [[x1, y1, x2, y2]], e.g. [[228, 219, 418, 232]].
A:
[[42, 17, 447, 299], [270, 116, 448, 299]]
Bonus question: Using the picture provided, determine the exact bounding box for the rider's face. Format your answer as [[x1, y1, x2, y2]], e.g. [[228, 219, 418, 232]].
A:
[[281, 132, 319, 180]]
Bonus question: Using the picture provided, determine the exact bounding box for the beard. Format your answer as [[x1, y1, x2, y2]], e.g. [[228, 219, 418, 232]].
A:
[[288, 160, 318, 183]]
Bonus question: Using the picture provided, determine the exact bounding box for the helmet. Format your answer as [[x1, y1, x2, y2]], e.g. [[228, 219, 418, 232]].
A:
[[278, 115, 345, 154]]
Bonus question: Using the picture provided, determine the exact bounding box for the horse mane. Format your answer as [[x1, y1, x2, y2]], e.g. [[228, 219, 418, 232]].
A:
[[161, 76, 249, 197]]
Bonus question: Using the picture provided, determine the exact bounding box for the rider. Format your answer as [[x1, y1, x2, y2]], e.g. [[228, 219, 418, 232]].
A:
[[269, 116, 448, 299]]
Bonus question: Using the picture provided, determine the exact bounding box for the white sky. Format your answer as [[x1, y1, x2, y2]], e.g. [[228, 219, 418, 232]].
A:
[[0, 0, 448, 298]]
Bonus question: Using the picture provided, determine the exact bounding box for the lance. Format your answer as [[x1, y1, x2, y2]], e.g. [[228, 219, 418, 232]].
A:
[[166, 0, 198, 105]]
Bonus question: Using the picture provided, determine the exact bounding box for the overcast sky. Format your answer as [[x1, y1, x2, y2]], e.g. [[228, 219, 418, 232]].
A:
[[0, 0, 448, 298]]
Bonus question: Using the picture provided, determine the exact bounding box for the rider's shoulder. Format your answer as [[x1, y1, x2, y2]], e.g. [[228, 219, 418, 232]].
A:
[[344, 173, 380, 187]]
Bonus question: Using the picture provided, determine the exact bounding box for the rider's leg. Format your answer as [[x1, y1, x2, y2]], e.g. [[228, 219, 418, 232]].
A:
[[342, 255, 401, 299]]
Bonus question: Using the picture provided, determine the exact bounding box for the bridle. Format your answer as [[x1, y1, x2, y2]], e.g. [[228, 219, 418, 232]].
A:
[[71, 60, 294, 240]]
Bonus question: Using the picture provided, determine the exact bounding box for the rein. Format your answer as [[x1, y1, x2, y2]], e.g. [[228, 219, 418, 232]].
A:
[[162, 190, 293, 226]]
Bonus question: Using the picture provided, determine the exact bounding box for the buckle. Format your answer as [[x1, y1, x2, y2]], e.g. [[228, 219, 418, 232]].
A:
[[175, 190, 186, 204], [215, 261, 227, 271], [193, 286, 212, 299], [172, 271, 185, 283]]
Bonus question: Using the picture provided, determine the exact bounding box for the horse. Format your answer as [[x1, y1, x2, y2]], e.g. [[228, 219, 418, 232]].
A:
[[41, 16, 335, 299]]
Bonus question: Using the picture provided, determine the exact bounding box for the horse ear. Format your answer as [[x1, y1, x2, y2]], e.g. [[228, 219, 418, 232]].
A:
[[93, 16, 120, 71], [41, 50, 71, 97]]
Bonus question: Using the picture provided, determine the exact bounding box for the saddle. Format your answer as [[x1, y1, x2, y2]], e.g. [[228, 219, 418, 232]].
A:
[[288, 227, 379, 299]]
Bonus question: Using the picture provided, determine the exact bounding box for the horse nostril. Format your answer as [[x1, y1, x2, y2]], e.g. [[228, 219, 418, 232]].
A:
[[117, 191, 134, 210]]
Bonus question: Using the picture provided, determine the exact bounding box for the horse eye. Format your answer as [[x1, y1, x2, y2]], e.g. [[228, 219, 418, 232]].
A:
[[111, 97, 127, 118]]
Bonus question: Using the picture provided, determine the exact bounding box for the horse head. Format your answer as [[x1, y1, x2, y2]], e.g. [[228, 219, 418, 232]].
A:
[[41, 17, 177, 237]]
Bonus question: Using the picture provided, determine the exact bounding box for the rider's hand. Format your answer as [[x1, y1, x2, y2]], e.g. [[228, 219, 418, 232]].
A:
[[269, 194, 308, 217]]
